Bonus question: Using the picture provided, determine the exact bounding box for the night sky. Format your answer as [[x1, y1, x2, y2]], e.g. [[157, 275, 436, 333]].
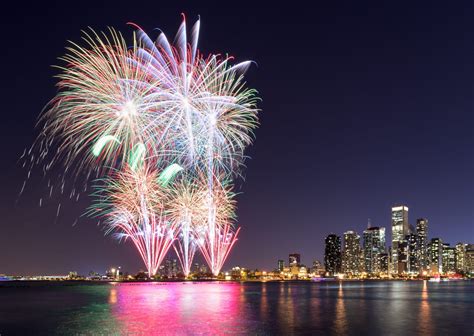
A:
[[1, 1, 473, 275]]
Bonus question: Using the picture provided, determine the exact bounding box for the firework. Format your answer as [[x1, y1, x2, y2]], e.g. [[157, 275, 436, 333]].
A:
[[89, 165, 177, 276], [36, 28, 164, 178], [33, 16, 260, 277], [133, 17, 258, 275], [166, 174, 207, 277], [133, 17, 260, 175], [196, 174, 238, 276]]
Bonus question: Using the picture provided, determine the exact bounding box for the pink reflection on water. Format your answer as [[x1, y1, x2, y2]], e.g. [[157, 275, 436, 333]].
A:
[[109, 282, 246, 335]]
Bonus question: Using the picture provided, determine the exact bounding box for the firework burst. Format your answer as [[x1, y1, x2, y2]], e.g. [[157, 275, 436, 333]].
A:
[[33, 16, 260, 277], [89, 165, 177, 276]]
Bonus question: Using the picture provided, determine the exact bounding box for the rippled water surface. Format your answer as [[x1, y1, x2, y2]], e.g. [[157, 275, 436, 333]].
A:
[[0, 280, 472, 335]]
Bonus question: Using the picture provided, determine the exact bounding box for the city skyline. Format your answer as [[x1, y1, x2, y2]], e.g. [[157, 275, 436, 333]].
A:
[[1, 1, 473, 275], [2, 203, 471, 276]]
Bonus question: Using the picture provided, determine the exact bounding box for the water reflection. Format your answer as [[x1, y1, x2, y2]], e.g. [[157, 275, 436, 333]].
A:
[[108, 288, 117, 304], [110, 282, 247, 334], [334, 282, 347, 334], [38, 281, 471, 335], [418, 280, 432, 335]]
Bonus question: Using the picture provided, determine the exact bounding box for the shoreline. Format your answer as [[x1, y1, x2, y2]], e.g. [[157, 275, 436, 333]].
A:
[[0, 278, 470, 285]]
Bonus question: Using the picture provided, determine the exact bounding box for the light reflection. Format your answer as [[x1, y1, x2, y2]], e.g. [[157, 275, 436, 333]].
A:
[[334, 282, 347, 334], [109, 282, 246, 334], [108, 288, 117, 304], [419, 280, 432, 334], [260, 282, 268, 320]]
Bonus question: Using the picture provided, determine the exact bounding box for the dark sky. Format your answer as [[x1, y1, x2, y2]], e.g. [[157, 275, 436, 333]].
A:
[[1, 1, 473, 275]]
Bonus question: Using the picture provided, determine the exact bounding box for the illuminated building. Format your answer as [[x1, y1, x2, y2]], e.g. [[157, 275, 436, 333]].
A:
[[289, 253, 301, 267], [277, 259, 285, 272], [342, 231, 361, 277], [397, 239, 409, 275], [162, 258, 181, 278], [363, 227, 386, 275], [429, 238, 443, 275], [391, 205, 409, 275], [407, 233, 418, 274], [312, 260, 325, 275], [442, 243, 456, 274], [378, 253, 389, 274], [466, 244, 474, 274], [416, 218, 429, 272], [455, 243, 467, 273], [324, 234, 341, 275], [106, 266, 121, 280]]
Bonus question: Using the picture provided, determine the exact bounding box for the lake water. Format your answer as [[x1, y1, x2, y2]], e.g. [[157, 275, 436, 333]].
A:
[[0, 280, 472, 335]]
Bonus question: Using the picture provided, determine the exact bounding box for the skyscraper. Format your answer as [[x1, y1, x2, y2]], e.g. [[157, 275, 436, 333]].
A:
[[277, 259, 285, 272], [466, 244, 474, 274], [442, 243, 456, 274], [455, 243, 467, 273], [363, 227, 386, 275], [342, 231, 361, 277], [406, 233, 418, 274], [324, 234, 342, 276], [429, 238, 443, 275], [391, 205, 409, 275], [416, 218, 429, 272]]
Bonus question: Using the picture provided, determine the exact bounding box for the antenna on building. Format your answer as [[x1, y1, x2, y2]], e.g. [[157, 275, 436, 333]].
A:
[[368, 218, 371, 228]]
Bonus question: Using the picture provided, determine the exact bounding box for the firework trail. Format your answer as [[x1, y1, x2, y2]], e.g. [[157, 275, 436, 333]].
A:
[[89, 165, 178, 276], [34, 28, 163, 179], [195, 175, 239, 276], [133, 17, 258, 275], [133, 17, 259, 174], [32, 16, 259, 277], [166, 174, 207, 277]]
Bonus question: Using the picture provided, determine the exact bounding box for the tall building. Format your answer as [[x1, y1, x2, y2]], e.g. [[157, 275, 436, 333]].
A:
[[442, 244, 456, 274], [277, 259, 285, 272], [455, 243, 467, 273], [363, 227, 386, 275], [429, 238, 443, 275], [406, 233, 419, 274], [324, 234, 342, 275], [378, 253, 389, 274], [397, 239, 409, 274], [289, 253, 301, 267], [466, 244, 474, 275], [342, 231, 361, 276], [391, 205, 409, 275], [416, 218, 429, 272]]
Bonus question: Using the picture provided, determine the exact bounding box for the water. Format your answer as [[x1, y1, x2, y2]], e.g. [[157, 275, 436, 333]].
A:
[[0, 280, 472, 335]]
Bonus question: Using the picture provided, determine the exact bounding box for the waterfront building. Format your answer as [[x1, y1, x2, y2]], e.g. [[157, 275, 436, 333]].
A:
[[391, 205, 409, 275], [378, 253, 389, 275], [289, 253, 301, 267], [466, 244, 474, 274], [429, 238, 443, 275], [160, 259, 181, 277], [278, 259, 285, 272], [324, 234, 342, 275], [363, 226, 386, 275], [312, 260, 325, 275], [416, 218, 429, 272], [397, 238, 409, 275], [455, 243, 467, 273], [442, 243, 456, 274], [407, 233, 418, 275], [342, 230, 361, 277]]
